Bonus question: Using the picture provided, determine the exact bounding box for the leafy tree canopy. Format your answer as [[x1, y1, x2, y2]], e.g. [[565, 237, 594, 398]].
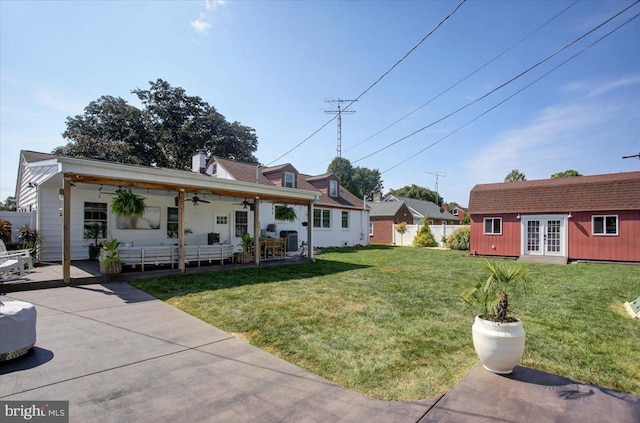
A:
[[551, 169, 582, 179], [386, 184, 443, 206], [327, 157, 383, 199], [53, 79, 258, 169], [504, 169, 526, 182], [1, 196, 16, 211]]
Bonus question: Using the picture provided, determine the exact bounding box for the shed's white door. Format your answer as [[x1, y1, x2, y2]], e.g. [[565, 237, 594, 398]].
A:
[[523, 216, 565, 257]]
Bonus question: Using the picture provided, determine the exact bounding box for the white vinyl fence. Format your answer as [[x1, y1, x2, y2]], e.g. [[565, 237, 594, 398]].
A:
[[393, 224, 469, 247], [0, 211, 36, 242]]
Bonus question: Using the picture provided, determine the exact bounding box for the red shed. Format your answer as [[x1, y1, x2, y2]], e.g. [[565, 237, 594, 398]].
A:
[[468, 171, 640, 263]]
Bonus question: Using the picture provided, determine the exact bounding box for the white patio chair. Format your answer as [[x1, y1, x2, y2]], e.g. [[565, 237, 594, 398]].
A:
[[0, 257, 25, 278], [0, 239, 34, 270]]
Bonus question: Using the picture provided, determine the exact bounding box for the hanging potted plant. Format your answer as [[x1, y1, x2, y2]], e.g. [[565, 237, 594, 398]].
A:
[[99, 239, 122, 275], [111, 188, 146, 217], [275, 205, 297, 223], [461, 260, 531, 374]]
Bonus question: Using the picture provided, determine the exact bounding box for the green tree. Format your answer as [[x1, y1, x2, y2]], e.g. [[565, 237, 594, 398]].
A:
[[460, 214, 471, 225], [54, 96, 150, 164], [0, 196, 16, 211], [551, 169, 582, 179], [327, 157, 383, 199], [54, 79, 259, 169], [413, 219, 438, 247], [504, 169, 526, 182], [387, 184, 442, 206], [395, 222, 408, 245]]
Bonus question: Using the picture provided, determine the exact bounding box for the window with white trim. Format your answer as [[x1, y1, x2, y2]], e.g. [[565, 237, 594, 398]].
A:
[[235, 211, 248, 237], [369, 222, 374, 236], [592, 215, 618, 235], [313, 208, 331, 228], [167, 207, 179, 238], [329, 180, 338, 197], [84, 202, 108, 239], [484, 217, 502, 235], [284, 172, 295, 188], [341, 211, 349, 228], [453, 209, 458, 216]]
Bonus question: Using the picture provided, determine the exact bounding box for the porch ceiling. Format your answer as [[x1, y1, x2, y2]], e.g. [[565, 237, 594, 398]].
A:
[[63, 173, 317, 205]]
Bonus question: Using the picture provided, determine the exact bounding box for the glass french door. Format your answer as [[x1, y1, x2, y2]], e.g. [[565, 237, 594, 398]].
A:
[[524, 217, 564, 256]]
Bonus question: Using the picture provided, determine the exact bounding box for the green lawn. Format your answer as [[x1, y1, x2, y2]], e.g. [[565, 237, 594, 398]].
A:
[[132, 246, 640, 401]]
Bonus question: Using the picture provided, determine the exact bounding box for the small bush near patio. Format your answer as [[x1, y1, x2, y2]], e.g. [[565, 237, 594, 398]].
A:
[[133, 247, 640, 401], [446, 226, 470, 250]]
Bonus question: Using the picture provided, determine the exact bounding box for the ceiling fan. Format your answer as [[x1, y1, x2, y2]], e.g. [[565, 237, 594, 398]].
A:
[[233, 198, 254, 210], [98, 185, 125, 198], [191, 194, 211, 205]]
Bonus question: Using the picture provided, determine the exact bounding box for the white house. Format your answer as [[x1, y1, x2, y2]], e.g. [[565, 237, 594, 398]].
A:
[[15, 150, 369, 281]]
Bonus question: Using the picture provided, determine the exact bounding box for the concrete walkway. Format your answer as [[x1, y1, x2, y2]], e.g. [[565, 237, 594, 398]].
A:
[[1, 283, 638, 422]]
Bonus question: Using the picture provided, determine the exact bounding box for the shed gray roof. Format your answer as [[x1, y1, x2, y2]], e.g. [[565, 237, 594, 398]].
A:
[[368, 201, 406, 217], [385, 195, 459, 221]]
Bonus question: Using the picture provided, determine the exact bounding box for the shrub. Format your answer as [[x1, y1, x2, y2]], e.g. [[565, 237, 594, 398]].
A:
[[413, 219, 438, 247], [446, 226, 470, 250], [0, 219, 12, 243]]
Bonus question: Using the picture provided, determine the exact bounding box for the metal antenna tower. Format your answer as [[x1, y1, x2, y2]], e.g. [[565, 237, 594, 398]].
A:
[[426, 171, 447, 208], [325, 99, 357, 158]]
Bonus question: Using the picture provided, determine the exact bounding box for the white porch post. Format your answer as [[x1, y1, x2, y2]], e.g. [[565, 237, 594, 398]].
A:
[[178, 190, 185, 273], [308, 202, 314, 261], [254, 198, 260, 265], [62, 178, 71, 284]]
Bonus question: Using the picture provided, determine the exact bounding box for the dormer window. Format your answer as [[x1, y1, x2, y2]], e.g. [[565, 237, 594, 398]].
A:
[[453, 209, 458, 216], [329, 180, 338, 197], [284, 171, 295, 188]]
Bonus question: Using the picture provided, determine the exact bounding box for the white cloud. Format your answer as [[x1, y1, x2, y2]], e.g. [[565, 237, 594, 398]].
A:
[[205, 0, 225, 12], [190, 14, 212, 34], [465, 100, 624, 184], [562, 74, 640, 98], [586, 74, 640, 98], [190, 1, 225, 34]]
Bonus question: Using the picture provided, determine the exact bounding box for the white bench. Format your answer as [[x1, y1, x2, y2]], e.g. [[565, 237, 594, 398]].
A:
[[184, 244, 234, 266], [118, 246, 177, 271]]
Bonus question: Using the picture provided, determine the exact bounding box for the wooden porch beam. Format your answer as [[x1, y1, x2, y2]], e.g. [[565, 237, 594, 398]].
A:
[[254, 197, 260, 266], [62, 178, 71, 284], [308, 202, 314, 261], [178, 190, 185, 273]]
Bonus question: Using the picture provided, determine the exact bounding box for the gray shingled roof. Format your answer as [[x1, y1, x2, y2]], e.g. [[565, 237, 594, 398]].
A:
[[385, 195, 459, 221], [368, 201, 406, 217]]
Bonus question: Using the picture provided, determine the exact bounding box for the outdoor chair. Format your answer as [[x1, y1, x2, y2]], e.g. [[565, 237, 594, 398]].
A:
[[0, 257, 24, 278], [0, 240, 34, 271]]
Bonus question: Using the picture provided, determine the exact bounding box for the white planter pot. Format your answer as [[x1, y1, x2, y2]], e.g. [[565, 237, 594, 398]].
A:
[[472, 315, 525, 374]]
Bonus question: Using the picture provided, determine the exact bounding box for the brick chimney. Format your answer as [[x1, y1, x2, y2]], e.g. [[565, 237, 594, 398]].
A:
[[442, 203, 449, 212], [192, 151, 207, 174]]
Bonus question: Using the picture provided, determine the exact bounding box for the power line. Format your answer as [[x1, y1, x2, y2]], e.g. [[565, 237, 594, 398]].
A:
[[352, 0, 639, 165], [341, 0, 467, 112], [341, 0, 581, 156], [305, 0, 580, 173], [265, 0, 467, 166], [382, 10, 640, 175]]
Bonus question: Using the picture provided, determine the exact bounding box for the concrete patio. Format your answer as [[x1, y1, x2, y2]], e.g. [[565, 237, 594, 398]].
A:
[[1, 279, 639, 421]]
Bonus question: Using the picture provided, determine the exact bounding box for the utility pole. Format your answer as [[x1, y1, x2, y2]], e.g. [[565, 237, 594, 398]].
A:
[[426, 171, 447, 210], [325, 99, 357, 158]]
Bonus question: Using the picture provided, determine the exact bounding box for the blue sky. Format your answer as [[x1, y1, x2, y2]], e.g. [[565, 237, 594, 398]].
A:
[[1, 0, 639, 206]]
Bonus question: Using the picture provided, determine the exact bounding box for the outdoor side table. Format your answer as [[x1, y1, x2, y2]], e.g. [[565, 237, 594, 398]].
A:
[[0, 300, 37, 361]]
